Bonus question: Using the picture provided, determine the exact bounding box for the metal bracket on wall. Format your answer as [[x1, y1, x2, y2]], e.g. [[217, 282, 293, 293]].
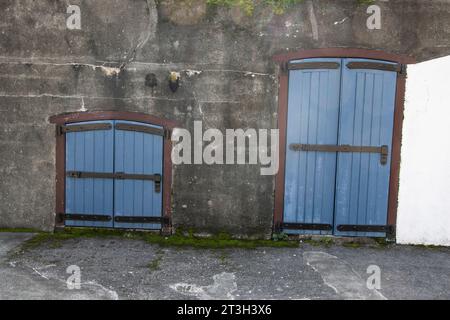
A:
[[290, 144, 389, 165]]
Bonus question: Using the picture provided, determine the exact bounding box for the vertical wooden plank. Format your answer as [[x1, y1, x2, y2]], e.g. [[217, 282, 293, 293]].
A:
[[312, 72, 326, 229], [304, 72, 319, 228], [357, 73, 374, 230], [114, 126, 124, 228], [84, 131, 95, 227], [366, 74, 384, 226], [143, 134, 153, 229], [74, 128, 85, 227], [152, 132, 164, 228], [123, 128, 135, 227], [296, 72, 311, 225]]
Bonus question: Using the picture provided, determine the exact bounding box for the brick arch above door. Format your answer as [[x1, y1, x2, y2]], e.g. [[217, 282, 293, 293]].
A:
[[49, 111, 179, 234], [272, 48, 416, 239]]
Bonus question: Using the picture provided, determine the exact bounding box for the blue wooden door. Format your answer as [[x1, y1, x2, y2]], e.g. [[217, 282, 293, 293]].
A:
[[65, 120, 163, 229], [334, 59, 397, 237], [65, 121, 114, 228], [114, 121, 164, 230], [283, 59, 342, 234], [283, 58, 397, 237]]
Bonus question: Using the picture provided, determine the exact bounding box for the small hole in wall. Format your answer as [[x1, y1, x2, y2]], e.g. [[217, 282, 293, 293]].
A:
[[145, 73, 158, 88]]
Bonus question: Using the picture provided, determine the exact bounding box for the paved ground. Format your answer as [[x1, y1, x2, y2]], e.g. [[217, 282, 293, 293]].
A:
[[0, 232, 449, 300]]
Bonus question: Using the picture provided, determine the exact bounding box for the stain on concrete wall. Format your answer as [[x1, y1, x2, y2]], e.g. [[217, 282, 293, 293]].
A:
[[1, 0, 450, 237]]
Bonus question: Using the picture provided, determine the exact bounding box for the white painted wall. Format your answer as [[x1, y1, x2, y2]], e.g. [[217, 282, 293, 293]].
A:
[[397, 55, 450, 246]]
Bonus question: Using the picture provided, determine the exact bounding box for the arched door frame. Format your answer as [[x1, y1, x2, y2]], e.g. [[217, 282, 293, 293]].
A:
[[272, 48, 416, 238], [49, 111, 179, 234]]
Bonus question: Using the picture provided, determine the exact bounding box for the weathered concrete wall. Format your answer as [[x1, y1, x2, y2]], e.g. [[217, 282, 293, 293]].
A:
[[1, 0, 450, 237], [397, 55, 450, 246]]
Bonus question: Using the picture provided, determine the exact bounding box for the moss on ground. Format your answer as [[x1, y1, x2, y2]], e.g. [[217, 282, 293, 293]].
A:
[[8, 228, 444, 251], [160, 0, 373, 17], [342, 242, 361, 249], [303, 237, 334, 247], [148, 250, 165, 272], [411, 244, 447, 251], [16, 228, 299, 251]]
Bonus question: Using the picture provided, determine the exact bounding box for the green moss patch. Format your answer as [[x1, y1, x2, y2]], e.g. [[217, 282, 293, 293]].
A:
[[18, 228, 298, 251], [303, 237, 334, 247], [206, 0, 304, 15]]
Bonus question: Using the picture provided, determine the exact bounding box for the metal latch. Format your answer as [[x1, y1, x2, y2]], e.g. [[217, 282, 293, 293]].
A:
[[154, 174, 161, 193], [290, 144, 389, 165], [66, 171, 163, 193]]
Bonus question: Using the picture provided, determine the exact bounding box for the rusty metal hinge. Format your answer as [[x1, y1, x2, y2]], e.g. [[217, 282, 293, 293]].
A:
[[164, 128, 172, 140], [398, 64, 407, 77], [115, 123, 165, 136], [280, 62, 289, 75], [337, 225, 395, 234], [57, 123, 112, 136], [63, 214, 112, 222], [283, 223, 333, 231], [289, 62, 341, 70], [347, 61, 407, 76], [114, 216, 170, 224]]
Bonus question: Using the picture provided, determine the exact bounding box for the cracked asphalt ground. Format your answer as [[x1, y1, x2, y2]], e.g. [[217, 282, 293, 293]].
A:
[[0, 233, 450, 300]]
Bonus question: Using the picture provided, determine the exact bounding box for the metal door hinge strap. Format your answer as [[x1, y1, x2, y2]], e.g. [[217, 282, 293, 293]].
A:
[[289, 62, 340, 70], [115, 123, 165, 136], [347, 62, 402, 73], [114, 216, 170, 224], [282, 223, 333, 231], [290, 144, 389, 165], [337, 225, 395, 234], [63, 214, 112, 222], [57, 123, 112, 135]]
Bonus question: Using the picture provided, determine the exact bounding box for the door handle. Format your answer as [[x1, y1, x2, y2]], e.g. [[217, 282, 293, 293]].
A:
[[289, 144, 389, 165], [116, 172, 161, 193]]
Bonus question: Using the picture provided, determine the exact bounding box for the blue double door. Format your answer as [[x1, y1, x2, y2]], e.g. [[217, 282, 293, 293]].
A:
[[65, 120, 164, 230], [284, 58, 398, 237]]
